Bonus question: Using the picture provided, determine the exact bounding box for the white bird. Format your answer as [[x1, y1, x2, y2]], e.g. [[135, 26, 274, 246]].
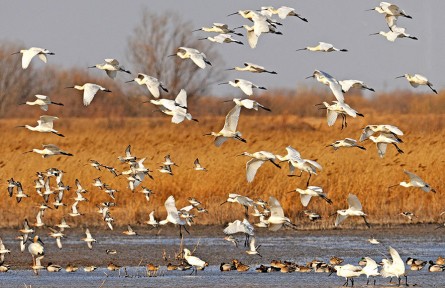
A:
[[69, 201, 82, 217], [389, 170, 436, 193], [369, 134, 404, 158], [361, 257, 380, 285], [317, 101, 364, 129], [125, 73, 168, 98], [183, 248, 208, 275], [34, 210, 44, 228], [339, 80, 375, 92], [55, 218, 70, 231], [264, 196, 296, 231], [28, 235, 44, 266], [297, 42, 347, 52], [368, 236, 380, 245], [12, 47, 54, 69], [48, 228, 65, 249], [306, 70, 344, 102], [19, 219, 34, 243], [16, 236, 26, 252], [221, 194, 254, 217], [18, 115, 64, 137], [241, 24, 259, 49], [327, 138, 366, 151], [335, 194, 370, 228], [145, 211, 159, 228], [289, 186, 333, 207], [204, 105, 246, 146], [159, 195, 189, 238], [89, 58, 131, 78], [67, 83, 112, 106], [367, 2, 412, 19], [219, 79, 266, 96], [370, 30, 418, 42], [223, 218, 254, 247], [246, 236, 262, 257], [20, 94, 64, 111], [193, 158, 207, 171], [169, 47, 211, 69], [140, 187, 154, 202], [158, 165, 173, 175], [229, 98, 271, 112], [199, 34, 243, 45], [82, 228, 96, 249], [153, 90, 197, 124], [260, 6, 308, 22], [334, 264, 363, 287], [0, 238, 10, 263], [26, 144, 73, 158], [123, 225, 137, 236], [193, 23, 243, 36], [381, 246, 407, 286], [239, 151, 281, 182], [287, 157, 323, 187], [395, 74, 437, 94], [226, 62, 277, 74], [359, 124, 403, 142], [118, 144, 137, 163]]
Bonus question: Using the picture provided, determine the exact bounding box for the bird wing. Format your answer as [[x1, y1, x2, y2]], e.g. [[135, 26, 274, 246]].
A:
[[175, 89, 188, 108], [87, 241, 92, 249], [239, 81, 254, 96], [285, 146, 301, 160], [164, 195, 179, 214], [21, 49, 41, 69], [127, 225, 134, 233], [106, 70, 117, 79], [359, 126, 374, 142], [35, 94, 48, 100], [224, 220, 242, 235], [56, 237, 62, 249], [85, 228, 92, 238], [376, 142, 387, 158], [277, 6, 293, 19], [343, 138, 357, 146], [240, 99, 254, 109], [146, 80, 160, 98], [246, 158, 265, 182], [300, 194, 312, 207], [171, 109, 186, 124], [339, 102, 357, 117], [403, 170, 425, 186], [214, 136, 228, 147], [43, 144, 59, 151], [318, 42, 333, 51], [223, 105, 241, 132], [389, 246, 404, 268], [384, 125, 403, 135], [385, 15, 398, 29], [83, 84, 100, 106], [335, 213, 348, 226], [190, 53, 206, 69], [326, 109, 338, 126], [105, 58, 119, 65], [246, 27, 258, 48], [72, 201, 79, 214], [249, 237, 256, 251], [305, 159, 322, 171], [269, 196, 284, 217], [347, 194, 363, 211], [39, 115, 58, 128]]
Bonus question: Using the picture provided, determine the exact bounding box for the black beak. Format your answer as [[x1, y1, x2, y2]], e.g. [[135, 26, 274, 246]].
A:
[[125, 80, 135, 83]]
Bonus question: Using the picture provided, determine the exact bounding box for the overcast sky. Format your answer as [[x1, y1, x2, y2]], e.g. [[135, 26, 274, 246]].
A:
[[1, 1, 442, 96]]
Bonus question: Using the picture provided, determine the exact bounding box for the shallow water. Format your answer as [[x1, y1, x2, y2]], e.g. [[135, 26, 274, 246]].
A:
[[1, 225, 444, 287]]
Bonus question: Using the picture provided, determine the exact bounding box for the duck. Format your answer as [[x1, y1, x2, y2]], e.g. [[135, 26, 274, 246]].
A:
[[146, 263, 160, 277], [66, 263, 78, 272], [107, 262, 121, 271], [46, 262, 62, 272]]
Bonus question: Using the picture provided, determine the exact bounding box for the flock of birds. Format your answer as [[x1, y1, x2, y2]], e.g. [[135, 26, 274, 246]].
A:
[[1, 2, 444, 286]]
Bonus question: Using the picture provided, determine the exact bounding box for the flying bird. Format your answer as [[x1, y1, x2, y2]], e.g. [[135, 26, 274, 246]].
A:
[[335, 194, 370, 228], [20, 94, 64, 111], [204, 105, 246, 146], [389, 170, 436, 193], [12, 47, 54, 69], [125, 73, 168, 98], [395, 74, 437, 94], [66, 83, 111, 106], [89, 58, 131, 78], [169, 47, 211, 69]]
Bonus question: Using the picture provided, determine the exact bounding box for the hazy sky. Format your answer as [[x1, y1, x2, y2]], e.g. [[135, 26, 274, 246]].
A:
[[0, 1, 442, 96]]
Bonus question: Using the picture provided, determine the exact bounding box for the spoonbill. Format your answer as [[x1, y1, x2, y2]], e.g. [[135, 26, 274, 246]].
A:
[[333, 264, 363, 287], [359, 124, 403, 142], [297, 42, 347, 52], [193, 23, 243, 36], [153, 90, 197, 124], [199, 34, 243, 45], [183, 248, 208, 275], [381, 246, 407, 286], [264, 196, 297, 231], [26, 144, 73, 158], [18, 115, 64, 137], [367, 2, 412, 19], [246, 237, 262, 257], [335, 194, 370, 228], [288, 186, 333, 207], [20, 95, 64, 111], [370, 30, 417, 42], [159, 195, 189, 238], [369, 134, 403, 158], [339, 80, 375, 92], [224, 218, 254, 247], [239, 151, 281, 182], [229, 98, 271, 112], [66, 83, 111, 106], [89, 58, 131, 78], [226, 62, 277, 74], [125, 73, 168, 98], [82, 228, 96, 249], [388, 170, 436, 193], [204, 105, 246, 146], [306, 70, 344, 102], [395, 74, 437, 94], [287, 157, 322, 187], [361, 257, 380, 285], [169, 47, 211, 69], [219, 79, 266, 96], [260, 6, 308, 22], [12, 47, 54, 69], [327, 138, 366, 150], [221, 194, 254, 218], [317, 101, 364, 129]]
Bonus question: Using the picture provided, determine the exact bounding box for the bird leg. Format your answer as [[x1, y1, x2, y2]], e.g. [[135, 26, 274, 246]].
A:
[[244, 206, 249, 219], [351, 277, 354, 287], [306, 174, 312, 187], [183, 225, 190, 235], [288, 171, 302, 178], [343, 278, 349, 286], [362, 216, 371, 228], [404, 275, 408, 286], [366, 278, 369, 285]]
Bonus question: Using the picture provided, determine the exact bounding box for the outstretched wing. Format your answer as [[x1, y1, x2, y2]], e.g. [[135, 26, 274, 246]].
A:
[[269, 196, 284, 217], [223, 105, 241, 132], [83, 84, 101, 106], [246, 158, 265, 182], [22, 49, 41, 69], [347, 194, 363, 211]]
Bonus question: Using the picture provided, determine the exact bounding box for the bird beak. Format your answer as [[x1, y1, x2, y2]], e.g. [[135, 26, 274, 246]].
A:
[[65, 86, 74, 89], [104, 89, 112, 93], [220, 200, 228, 206], [395, 75, 405, 79], [369, 32, 380, 36], [192, 28, 201, 32], [296, 48, 306, 51], [218, 82, 229, 85], [198, 38, 207, 41], [365, 8, 375, 12], [125, 79, 135, 83], [38, 238, 44, 245], [88, 66, 95, 69], [227, 11, 238, 16], [305, 75, 313, 79], [222, 100, 233, 102], [11, 51, 20, 55], [225, 68, 235, 71], [167, 54, 176, 57]]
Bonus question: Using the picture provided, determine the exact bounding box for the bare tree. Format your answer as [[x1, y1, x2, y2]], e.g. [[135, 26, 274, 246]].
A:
[[126, 9, 224, 98]]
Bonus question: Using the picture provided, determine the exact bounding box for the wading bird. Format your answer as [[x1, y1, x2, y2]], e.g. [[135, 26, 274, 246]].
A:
[[125, 73, 168, 98], [18, 115, 64, 137], [381, 246, 407, 286], [20, 94, 64, 111], [260, 6, 308, 21], [395, 74, 437, 94], [183, 248, 208, 275], [359, 124, 403, 142], [224, 218, 254, 247], [159, 195, 189, 238], [26, 144, 73, 158], [370, 30, 418, 42], [289, 186, 333, 207], [327, 138, 366, 151], [193, 23, 243, 36], [367, 2, 412, 19], [335, 194, 370, 228], [169, 47, 211, 69], [369, 134, 403, 158], [12, 47, 54, 69], [239, 151, 281, 182], [296, 42, 347, 52], [388, 170, 436, 193], [226, 62, 277, 74], [204, 105, 246, 146], [28, 236, 44, 266], [264, 196, 297, 231], [66, 83, 111, 106], [89, 58, 131, 78], [339, 80, 375, 92], [229, 98, 271, 112], [246, 237, 262, 257], [199, 34, 243, 45], [221, 194, 254, 218], [361, 257, 380, 285], [219, 79, 266, 96]]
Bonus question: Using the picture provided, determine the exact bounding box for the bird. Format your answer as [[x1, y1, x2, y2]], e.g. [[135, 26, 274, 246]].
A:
[[400, 211, 416, 221], [118, 145, 137, 163], [123, 225, 137, 236], [193, 23, 243, 36], [359, 124, 403, 142], [183, 248, 209, 275], [381, 246, 407, 286], [20, 94, 64, 111], [388, 170, 436, 193], [369, 133, 403, 158], [17, 115, 64, 137], [286, 157, 323, 187], [84, 265, 98, 272], [327, 138, 366, 151], [69, 201, 82, 217], [153, 90, 197, 124], [48, 227, 65, 249], [169, 47, 211, 69], [89, 58, 131, 78], [264, 196, 297, 231], [306, 70, 344, 102], [296, 42, 347, 52], [159, 195, 189, 238], [26, 144, 73, 158], [32, 256, 45, 275], [367, 236, 380, 244], [204, 105, 246, 146], [224, 235, 239, 247], [395, 74, 437, 94], [0, 238, 10, 263], [82, 228, 96, 249], [317, 100, 364, 129], [361, 257, 380, 285], [339, 80, 375, 92], [367, 2, 412, 19], [226, 62, 277, 74], [246, 237, 262, 257], [199, 33, 243, 45], [335, 194, 370, 228], [334, 264, 363, 287], [55, 218, 70, 231], [221, 194, 254, 218], [228, 98, 271, 112], [66, 83, 111, 106], [224, 218, 254, 247], [19, 219, 34, 243], [260, 6, 308, 22], [370, 29, 418, 42], [241, 24, 259, 49], [145, 211, 159, 228], [219, 79, 266, 96], [126, 73, 168, 98], [12, 47, 54, 69], [28, 235, 44, 266], [239, 151, 281, 182], [193, 158, 207, 171], [303, 210, 322, 221], [289, 186, 333, 207]]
